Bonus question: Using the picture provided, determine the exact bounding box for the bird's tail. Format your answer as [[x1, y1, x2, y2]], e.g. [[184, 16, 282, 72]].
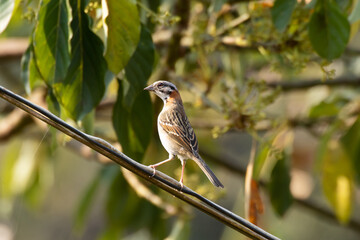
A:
[[194, 157, 224, 188]]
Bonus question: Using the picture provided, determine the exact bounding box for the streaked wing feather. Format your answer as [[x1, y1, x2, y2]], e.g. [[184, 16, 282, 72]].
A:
[[159, 108, 199, 157]]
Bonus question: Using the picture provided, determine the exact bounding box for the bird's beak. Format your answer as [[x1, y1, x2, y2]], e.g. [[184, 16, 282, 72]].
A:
[[144, 84, 154, 91]]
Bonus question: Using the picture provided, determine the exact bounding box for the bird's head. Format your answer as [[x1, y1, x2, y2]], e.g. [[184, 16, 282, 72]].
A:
[[144, 81, 180, 103]]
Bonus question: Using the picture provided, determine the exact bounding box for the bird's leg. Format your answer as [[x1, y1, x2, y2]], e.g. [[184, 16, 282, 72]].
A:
[[149, 154, 175, 177], [179, 159, 186, 191]]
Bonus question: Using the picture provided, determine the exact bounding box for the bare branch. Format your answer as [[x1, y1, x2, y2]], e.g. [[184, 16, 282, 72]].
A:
[[0, 85, 279, 240], [266, 77, 360, 91]]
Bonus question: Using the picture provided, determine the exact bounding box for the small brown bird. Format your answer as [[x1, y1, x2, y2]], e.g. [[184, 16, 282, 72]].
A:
[[144, 81, 224, 188]]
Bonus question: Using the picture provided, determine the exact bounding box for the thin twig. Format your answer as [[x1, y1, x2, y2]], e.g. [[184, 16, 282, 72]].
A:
[[0, 86, 279, 240]]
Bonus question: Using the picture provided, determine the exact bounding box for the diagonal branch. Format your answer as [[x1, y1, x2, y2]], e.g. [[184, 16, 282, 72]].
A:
[[0, 85, 279, 240]]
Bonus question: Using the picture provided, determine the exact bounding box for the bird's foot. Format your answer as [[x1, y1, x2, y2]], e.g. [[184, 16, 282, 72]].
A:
[[179, 181, 184, 192], [149, 165, 156, 177]]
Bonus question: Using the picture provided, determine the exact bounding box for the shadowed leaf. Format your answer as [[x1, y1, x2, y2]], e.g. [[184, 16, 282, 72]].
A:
[[54, 0, 107, 121], [271, 0, 297, 32], [308, 1, 350, 60], [268, 152, 293, 216], [33, 0, 70, 85]]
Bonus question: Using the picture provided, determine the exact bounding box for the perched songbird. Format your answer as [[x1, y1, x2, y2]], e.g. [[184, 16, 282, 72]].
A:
[[144, 81, 224, 188]]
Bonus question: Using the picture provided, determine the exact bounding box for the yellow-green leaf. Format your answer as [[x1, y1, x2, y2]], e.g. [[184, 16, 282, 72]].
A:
[[322, 140, 353, 223], [102, 0, 140, 74]]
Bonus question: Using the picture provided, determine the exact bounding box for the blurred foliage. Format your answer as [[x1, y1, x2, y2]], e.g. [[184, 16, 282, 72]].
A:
[[1, 0, 360, 239]]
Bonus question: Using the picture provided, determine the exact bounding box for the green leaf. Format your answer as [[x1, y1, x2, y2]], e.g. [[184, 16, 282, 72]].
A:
[[271, 0, 297, 32], [341, 117, 360, 183], [103, 171, 166, 239], [0, 0, 14, 33], [0, 140, 22, 200], [54, 0, 107, 121], [253, 144, 270, 180], [103, 0, 140, 74], [33, 0, 70, 85], [308, 1, 350, 60], [113, 82, 153, 160], [322, 141, 353, 223], [112, 26, 154, 160], [124, 26, 155, 107], [21, 43, 44, 94], [268, 152, 293, 216], [166, 218, 190, 240], [349, 0, 360, 23], [74, 167, 108, 230], [308, 101, 340, 118]]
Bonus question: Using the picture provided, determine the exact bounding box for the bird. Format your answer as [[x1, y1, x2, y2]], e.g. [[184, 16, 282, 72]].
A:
[[144, 80, 224, 189]]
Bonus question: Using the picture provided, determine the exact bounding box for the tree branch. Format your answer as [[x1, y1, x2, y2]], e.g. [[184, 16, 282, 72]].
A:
[[0, 85, 279, 240], [266, 77, 360, 91]]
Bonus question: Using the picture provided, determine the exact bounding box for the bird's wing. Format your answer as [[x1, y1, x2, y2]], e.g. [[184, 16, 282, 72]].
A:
[[159, 107, 199, 158]]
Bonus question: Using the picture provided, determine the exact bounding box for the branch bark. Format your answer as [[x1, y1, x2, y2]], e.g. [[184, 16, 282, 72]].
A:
[[0, 85, 279, 240]]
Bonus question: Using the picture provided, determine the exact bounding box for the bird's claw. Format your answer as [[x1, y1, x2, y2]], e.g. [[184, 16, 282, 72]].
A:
[[149, 165, 156, 177], [179, 182, 184, 192]]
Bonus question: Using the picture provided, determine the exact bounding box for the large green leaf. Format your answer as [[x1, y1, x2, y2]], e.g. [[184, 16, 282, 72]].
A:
[[271, 0, 297, 32], [124, 26, 155, 107], [112, 26, 154, 160], [268, 152, 293, 216], [54, 0, 107, 121], [341, 117, 360, 183], [103, 0, 140, 74], [33, 0, 70, 85], [0, 0, 14, 33], [322, 141, 353, 223], [113, 83, 152, 160], [308, 1, 350, 60]]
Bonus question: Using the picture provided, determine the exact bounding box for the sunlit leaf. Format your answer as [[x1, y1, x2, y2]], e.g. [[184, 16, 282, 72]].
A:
[[272, 127, 294, 151], [33, 0, 70, 85], [322, 140, 353, 223], [308, 0, 350, 60], [102, 0, 140, 74], [0, 0, 14, 33], [268, 152, 293, 216], [0, 140, 22, 199], [54, 0, 107, 120], [341, 117, 360, 183], [348, 0, 360, 23], [271, 0, 297, 32], [253, 144, 270, 180]]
